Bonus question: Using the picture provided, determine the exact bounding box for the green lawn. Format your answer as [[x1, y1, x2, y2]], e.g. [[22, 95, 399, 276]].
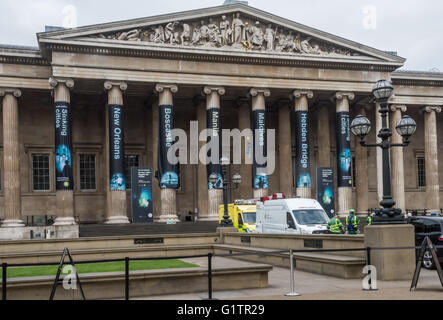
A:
[[0, 260, 199, 279]]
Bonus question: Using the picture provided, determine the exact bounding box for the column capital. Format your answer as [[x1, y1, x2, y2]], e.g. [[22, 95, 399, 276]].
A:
[[49, 77, 74, 90], [155, 83, 178, 94], [291, 90, 314, 100], [202, 86, 225, 96], [0, 88, 22, 98], [104, 81, 128, 92], [248, 88, 271, 98], [334, 92, 355, 101], [390, 105, 407, 113], [422, 106, 442, 114]]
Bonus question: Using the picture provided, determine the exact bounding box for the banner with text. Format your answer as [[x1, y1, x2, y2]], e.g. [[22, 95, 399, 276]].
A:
[[335, 111, 353, 188], [252, 109, 268, 190], [131, 167, 154, 223], [55, 101, 74, 190], [206, 108, 223, 190], [109, 104, 126, 191], [295, 111, 311, 189], [317, 167, 336, 218], [158, 104, 180, 189]]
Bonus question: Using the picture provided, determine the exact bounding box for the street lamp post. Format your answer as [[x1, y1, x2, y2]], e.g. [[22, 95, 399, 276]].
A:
[[209, 157, 242, 227], [351, 80, 417, 225]]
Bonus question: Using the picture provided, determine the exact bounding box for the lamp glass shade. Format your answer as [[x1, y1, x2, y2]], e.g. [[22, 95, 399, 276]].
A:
[[209, 173, 219, 185], [372, 79, 394, 101], [396, 115, 417, 138], [232, 174, 242, 185], [220, 157, 230, 166], [351, 115, 371, 137]]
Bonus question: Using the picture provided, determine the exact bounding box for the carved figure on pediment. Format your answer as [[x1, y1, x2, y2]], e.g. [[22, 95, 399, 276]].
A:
[[199, 20, 210, 43], [232, 13, 245, 44], [220, 15, 232, 46], [118, 29, 141, 41], [300, 37, 321, 54], [165, 21, 180, 44], [249, 21, 265, 49], [152, 25, 165, 43], [275, 31, 287, 52], [264, 24, 276, 51], [208, 18, 222, 47], [191, 24, 202, 45], [181, 23, 191, 45]]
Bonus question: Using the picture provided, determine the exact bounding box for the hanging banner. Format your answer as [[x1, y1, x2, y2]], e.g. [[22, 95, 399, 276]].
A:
[[55, 101, 74, 190], [158, 104, 180, 189], [206, 108, 223, 190], [317, 168, 336, 218], [295, 111, 311, 189], [252, 109, 268, 190], [131, 167, 154, 223], [109, 104, 126, 191], [336, 111, 353, 188]]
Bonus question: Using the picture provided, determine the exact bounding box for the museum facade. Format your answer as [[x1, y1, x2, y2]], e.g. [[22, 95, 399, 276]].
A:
[[0, 3, 441, 228]]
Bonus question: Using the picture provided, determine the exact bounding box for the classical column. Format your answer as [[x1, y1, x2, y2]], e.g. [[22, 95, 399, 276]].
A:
[[155, 84, 179, 223], [317, 102, 331, 168], [335, 92, 355, 217], [423, 106, 441, 213], [277, 100, 293, 197], [0, 88, 24, 227], [202, 86, 225, 221], [195, 97, 209, 219], [249, 88, 271, 199], [390, 105, 407, 212], [104, 81, 130, 224], [49, 77, 76, 226], [237, 99, 253, 199], [355, 106, 369, 215], [292, 90, 313, 199]]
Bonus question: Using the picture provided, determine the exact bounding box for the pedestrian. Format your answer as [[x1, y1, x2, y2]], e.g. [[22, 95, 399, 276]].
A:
[[328, 214, 344, 234], [346, 209, 360, 235], [366, 212, 374, 226]]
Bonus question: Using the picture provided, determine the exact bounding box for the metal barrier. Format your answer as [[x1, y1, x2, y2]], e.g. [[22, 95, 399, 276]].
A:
[[1, 245, 441, 300]]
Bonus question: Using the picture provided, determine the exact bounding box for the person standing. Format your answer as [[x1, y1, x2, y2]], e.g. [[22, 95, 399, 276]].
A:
[[346, 209, 360, 235], [328, 214, 344, 234]]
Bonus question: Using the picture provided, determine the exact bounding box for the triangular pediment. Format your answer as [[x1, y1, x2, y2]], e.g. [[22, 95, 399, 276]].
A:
[[37, 4, 405, 67]]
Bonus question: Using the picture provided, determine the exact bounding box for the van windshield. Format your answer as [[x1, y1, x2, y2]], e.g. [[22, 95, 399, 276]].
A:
[[292, 210, 328, 225], [243, 212, 256, 224]]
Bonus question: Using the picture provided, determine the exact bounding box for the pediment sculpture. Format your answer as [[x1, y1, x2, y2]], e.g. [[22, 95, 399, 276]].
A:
[[90, 13, 359, 57]]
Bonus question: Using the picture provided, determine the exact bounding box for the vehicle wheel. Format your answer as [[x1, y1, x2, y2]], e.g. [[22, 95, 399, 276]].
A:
[[422, 250, 436, 270]]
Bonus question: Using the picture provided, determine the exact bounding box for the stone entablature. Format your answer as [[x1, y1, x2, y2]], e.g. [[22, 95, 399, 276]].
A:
[[90, 12, 357, 58]]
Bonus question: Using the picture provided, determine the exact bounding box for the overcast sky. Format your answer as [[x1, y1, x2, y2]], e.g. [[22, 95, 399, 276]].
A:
[[1, 0, 441, 71]]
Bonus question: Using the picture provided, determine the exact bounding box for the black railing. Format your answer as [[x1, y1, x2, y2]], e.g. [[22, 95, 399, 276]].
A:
[[1, 245, 441, 300]]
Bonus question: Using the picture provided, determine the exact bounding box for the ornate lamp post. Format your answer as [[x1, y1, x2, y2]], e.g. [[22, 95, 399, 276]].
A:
[[350, 80, 417, 224], [209, 157, 242, 227]]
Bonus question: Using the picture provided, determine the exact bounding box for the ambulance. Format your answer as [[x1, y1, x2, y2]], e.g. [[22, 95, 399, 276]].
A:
[[219, 199, 257, 233], [256, 194, 330, 235]]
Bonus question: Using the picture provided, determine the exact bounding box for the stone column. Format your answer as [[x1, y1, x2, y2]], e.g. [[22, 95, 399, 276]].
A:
[[277, 100, 293, 197], [49, 78, 76, 226], [317, 102, 331, 168], [355, 106, 369, 215], [155, 84, 179, 223], [104, 81, 130, 224], [423, 106, 442, 213], [203, 86, 225, 221], [0, 88, 24, 227], [195, 97, 209, 219], [249, 88, 271, 199], [335, 92, 355, 217], [390, 105, 407, 212], [293, 90, 313, 199], [237, 99, 253, 199]]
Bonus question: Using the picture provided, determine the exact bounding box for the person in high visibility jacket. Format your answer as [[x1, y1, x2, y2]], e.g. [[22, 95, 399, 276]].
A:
[[366, 213, 374, 226], [328, 214, 344, 234], [346, 209, 360, 235]]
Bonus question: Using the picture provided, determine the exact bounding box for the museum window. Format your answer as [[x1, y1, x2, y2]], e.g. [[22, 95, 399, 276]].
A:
[[124, 155, 140, 189], [32, 154, 50, 191], [417, 156, 426, 188], [79, 154, 96, 191]]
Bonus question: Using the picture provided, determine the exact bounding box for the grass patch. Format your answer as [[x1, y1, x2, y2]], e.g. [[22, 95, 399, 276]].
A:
[[0, 260, 199, 279]]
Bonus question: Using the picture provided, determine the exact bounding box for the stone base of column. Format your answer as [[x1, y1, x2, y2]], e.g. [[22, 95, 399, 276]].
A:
[[105, 216, 130, 224], [338, 187, 353, 217], [106, 190, 130, 224], [296, 188, 311, 199], [157, 188, 179, 223], [205, 189, 223, 222], [254, 189, 268, 199], [1, 219, 25, 228], [364, 224, 415, 280], [53, 217, 77, 226]]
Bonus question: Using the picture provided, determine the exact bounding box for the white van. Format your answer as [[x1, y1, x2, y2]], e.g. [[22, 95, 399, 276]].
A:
[[255, 198, 330, 235]]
